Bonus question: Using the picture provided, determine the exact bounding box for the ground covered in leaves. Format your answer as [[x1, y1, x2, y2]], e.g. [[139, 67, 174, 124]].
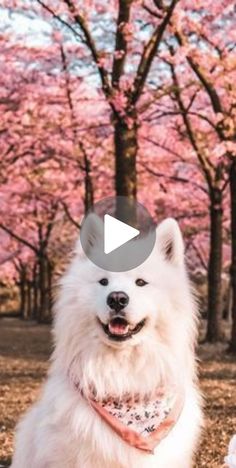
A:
[[0, 318, 235, 467]]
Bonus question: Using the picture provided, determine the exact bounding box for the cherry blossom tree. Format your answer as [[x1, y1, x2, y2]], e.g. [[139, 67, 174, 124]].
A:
[[0, 24, 111, 320], [172, 1, 236, 345], [142, 0, 235, 342], [27, 0, 179, 203]]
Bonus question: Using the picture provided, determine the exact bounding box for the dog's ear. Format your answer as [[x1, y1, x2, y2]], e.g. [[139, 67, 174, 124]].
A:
[[155, 218, 184, 266], [76, 213, 104, 257]]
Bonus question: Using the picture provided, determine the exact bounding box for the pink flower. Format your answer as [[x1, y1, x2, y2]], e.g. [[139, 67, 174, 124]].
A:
[[51, 30, 63, 43], [114, 50, 125, 60], [110, 91, 128, 115], [97, 56, 107, 68], [120, 22, 134, 42]]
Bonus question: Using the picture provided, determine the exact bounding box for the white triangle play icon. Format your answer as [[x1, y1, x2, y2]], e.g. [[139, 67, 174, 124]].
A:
[[104, 214, 140, 254]]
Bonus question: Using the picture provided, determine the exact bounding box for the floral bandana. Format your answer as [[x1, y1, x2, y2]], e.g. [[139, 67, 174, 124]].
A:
[[70, 373, 184, 454]]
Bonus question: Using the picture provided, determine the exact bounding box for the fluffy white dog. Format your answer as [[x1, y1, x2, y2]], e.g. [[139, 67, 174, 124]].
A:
[[11, 217, 203, 468]]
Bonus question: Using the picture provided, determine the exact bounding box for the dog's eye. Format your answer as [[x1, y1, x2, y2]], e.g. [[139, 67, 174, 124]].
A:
[[99, 278, 109, 286], [135, 278, 148, 287]]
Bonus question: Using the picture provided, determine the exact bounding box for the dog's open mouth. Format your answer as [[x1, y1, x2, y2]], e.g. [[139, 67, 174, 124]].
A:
[[97, 316, 146, 341]]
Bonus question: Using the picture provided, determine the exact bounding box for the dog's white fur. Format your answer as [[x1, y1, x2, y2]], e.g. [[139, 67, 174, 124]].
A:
[[11, 218, 203, 468]]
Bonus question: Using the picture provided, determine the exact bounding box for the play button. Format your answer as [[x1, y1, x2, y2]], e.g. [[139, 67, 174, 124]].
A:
[[80, 196, 156, 272], [104, 215, 140, 254]]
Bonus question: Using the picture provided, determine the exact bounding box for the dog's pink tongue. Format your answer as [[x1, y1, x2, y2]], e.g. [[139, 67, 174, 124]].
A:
[[108, 321, 129, 335]]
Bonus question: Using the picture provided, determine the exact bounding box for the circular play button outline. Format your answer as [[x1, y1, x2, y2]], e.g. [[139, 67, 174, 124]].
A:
[[80, 196, 156, 272]]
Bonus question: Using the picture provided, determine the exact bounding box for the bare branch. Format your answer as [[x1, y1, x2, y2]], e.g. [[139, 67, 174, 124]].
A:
[[60, 201, 81, 229], [36, 0, 84, 42]]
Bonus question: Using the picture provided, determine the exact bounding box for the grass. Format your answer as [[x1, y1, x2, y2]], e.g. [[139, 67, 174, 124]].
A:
[[0, 318, 235, 467]]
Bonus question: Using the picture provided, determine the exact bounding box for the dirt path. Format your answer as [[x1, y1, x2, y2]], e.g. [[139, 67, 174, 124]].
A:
[[0, 318, 235, 467]]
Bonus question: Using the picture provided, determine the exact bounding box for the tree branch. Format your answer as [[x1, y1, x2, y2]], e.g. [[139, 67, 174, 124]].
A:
[[45, 203, 59, 243], [143, 4, 163, 19], [0, 249, 21, 266], [112, 0, 133, 88], [62, 0, 112, 99], [141, 162, 208, 194], [174, 31, 223, 116], [60, 44, 94, 210], [60, 43, 79, 145], [36, 0, 84, 42], [0, 224, 38, 254], [131, 0, 178, 104], [141, 135, 186, 162], [37, 0, 113, 103], [168, 56, 215, 188], [61, 201, 81, 229]]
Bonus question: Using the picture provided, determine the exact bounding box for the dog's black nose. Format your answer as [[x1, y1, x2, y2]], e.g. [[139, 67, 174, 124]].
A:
[[107, 291, 129, 312]]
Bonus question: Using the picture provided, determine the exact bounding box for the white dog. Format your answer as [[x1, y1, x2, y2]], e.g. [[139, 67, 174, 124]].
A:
[[11, 217, 203, 468]]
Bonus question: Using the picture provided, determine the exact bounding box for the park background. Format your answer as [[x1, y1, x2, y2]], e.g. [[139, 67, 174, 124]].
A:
[[0, 0, 236, 466]]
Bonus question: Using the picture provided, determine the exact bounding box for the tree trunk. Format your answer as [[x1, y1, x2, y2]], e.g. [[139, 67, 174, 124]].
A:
[[114, 113, 138, 223], [47, 259, 53, 318], [19, 269, 27, 319], [84, 153, 94, 212], [114, 114, 138, 198], [38, 254, 50, 323], [206, 188, 223, 342], [26, 280, 32, 320], [33, 278, 39, 320], [32, 262, 39, 320], [229, 159, 236, 352]]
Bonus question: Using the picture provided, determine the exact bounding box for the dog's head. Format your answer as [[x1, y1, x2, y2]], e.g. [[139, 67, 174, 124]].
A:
[[55, 215, 193, 346]]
